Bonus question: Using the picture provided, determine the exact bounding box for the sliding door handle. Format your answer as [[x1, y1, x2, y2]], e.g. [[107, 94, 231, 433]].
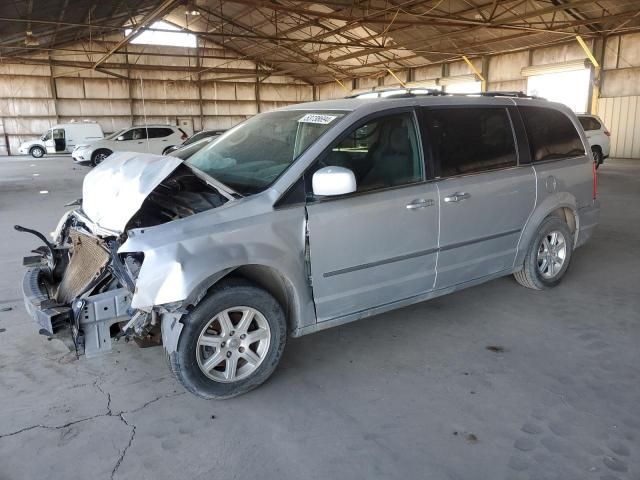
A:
[[444, 192, 471, 203], [406, 198, 434, 210]]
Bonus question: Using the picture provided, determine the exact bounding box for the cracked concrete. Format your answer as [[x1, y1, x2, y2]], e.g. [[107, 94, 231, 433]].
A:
[[1, 155, 639, 480]]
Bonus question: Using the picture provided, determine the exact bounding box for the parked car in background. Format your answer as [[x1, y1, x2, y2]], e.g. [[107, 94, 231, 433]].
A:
[[71, 125, 187, 166], [163, 129, 226, 155], [167, 136, 219, 160], [577, 114, 610, 168], [18, 122, 104, 158], [19, 91, 599, 399]]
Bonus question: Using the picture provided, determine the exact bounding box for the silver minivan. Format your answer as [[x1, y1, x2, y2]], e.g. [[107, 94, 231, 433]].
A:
[[19, 91, 599, 399]]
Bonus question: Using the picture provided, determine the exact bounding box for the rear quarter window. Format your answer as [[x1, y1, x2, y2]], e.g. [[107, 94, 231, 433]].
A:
[[520, 107, 585, 162], [578, 116, 602, 131]]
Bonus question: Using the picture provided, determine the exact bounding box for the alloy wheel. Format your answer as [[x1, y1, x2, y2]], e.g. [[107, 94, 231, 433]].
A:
[[537, 230, 567, 279], [94, 153, 108, 165], [196, 306, 271, 383]]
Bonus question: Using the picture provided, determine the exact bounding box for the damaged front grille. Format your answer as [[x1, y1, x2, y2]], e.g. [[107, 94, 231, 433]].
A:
[[56, 230, 110, 304]]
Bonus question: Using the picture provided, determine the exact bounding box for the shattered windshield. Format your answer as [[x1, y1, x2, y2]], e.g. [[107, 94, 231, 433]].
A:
[[186, 110, 346, 195]]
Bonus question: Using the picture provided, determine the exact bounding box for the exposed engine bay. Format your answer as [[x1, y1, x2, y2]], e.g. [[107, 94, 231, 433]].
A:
[[18, 155, 230, 357]]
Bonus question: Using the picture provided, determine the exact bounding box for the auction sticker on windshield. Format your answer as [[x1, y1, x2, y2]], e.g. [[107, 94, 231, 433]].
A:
[[299, 113, 338, 125]]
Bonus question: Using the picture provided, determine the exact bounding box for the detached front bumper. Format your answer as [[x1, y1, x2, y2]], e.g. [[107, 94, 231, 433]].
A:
[[22, 266, 71, 337], [21, 263, 133, 357]]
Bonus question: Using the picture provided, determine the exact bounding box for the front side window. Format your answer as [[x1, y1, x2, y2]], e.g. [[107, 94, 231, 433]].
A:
[[187, 110, 345, 195], [120, 128, 147, 141], [318, 112, 423, 192], [520, 107, 585, 162], [52, 128, 65, 139], [423, 107, 517, 178]]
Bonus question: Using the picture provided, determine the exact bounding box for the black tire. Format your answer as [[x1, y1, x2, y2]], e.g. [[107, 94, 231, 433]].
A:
[[30, 146, 45, 158], [592, 146, 603, 169], [514, 216, 574, 290], [169, 279, 287, 399], [91, 149, 112, 166]]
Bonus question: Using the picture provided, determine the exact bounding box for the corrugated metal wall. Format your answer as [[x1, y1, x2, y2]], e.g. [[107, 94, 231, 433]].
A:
[[0, 36, 313, 154], [598, 96, 640, 159]]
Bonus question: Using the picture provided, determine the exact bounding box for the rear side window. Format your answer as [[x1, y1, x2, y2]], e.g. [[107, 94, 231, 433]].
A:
[[578, 116, 602, 131], [520, 107, 585, 162], [148, 127, 174, 138], [423, 107, 517, 178]]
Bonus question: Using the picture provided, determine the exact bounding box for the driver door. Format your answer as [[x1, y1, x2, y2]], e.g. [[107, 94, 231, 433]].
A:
[[306, 110, 440, 322]]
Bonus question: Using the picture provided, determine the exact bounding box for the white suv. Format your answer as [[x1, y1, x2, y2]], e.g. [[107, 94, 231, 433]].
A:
[[577, 114, 610, 168], [72, 125, 187, 166]]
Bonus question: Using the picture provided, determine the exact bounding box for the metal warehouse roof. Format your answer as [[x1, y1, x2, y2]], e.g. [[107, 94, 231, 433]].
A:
[[1, 0, 640, 84]]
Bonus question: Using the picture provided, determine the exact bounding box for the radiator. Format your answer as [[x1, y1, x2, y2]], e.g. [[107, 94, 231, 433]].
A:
[[56, 230, 110, 304]]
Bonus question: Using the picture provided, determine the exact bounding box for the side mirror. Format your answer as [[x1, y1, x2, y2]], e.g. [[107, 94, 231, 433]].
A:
[[312, 166, 357, 197], [117, 135, 125, 141]]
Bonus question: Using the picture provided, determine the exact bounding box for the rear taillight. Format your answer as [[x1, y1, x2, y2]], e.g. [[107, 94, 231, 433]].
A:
[[604, 130, 611, 137], [592, 160, 598, 200]]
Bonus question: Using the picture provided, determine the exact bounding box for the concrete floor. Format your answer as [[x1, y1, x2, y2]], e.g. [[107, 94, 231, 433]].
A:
[[0, 155, 639, 480]]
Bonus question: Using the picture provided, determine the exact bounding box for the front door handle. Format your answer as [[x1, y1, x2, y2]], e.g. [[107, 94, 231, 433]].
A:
[[444, 192, 471, 203], [406, 198, 434, 210]]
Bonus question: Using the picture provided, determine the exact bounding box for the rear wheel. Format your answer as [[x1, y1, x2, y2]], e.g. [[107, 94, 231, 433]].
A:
[[30, 146, 45, 158], [514, 216, 574, 290], [592, 146, 603, 169], [91, 149, 112, 166], [169, 280, 286, 399]]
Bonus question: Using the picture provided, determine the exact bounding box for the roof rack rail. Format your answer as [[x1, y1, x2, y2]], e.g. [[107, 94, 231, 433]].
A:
[[346, 88, 445, 99], [479, 91, 544, 99], [346, 88, 546, 100]]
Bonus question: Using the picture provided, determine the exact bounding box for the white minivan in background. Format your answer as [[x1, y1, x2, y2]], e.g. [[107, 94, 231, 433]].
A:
[[72, 125, 187, 166], [18, 122, 104, 158]]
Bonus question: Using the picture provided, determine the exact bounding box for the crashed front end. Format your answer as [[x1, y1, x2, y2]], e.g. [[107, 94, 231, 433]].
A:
[[19, 152, 231, 357], [20, 211, 143, 356]]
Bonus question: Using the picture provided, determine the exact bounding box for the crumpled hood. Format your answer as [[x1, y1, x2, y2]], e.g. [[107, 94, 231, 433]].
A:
[[82, 152, 183, 233]]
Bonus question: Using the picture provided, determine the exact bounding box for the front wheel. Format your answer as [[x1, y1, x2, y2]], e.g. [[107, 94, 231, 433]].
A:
[[514, 216, 574, 290], [169, 280, 286, 399], [30, 146, 45, 158], [91, 149, 112, 166]]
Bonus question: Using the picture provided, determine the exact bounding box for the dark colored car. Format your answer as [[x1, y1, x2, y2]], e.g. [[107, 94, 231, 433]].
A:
[[163, 129, 226, 155], [167, 136, 218, 159]]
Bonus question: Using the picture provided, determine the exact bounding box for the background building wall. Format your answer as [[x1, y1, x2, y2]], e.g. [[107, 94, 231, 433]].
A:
[[3, 32, 640, 158]]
